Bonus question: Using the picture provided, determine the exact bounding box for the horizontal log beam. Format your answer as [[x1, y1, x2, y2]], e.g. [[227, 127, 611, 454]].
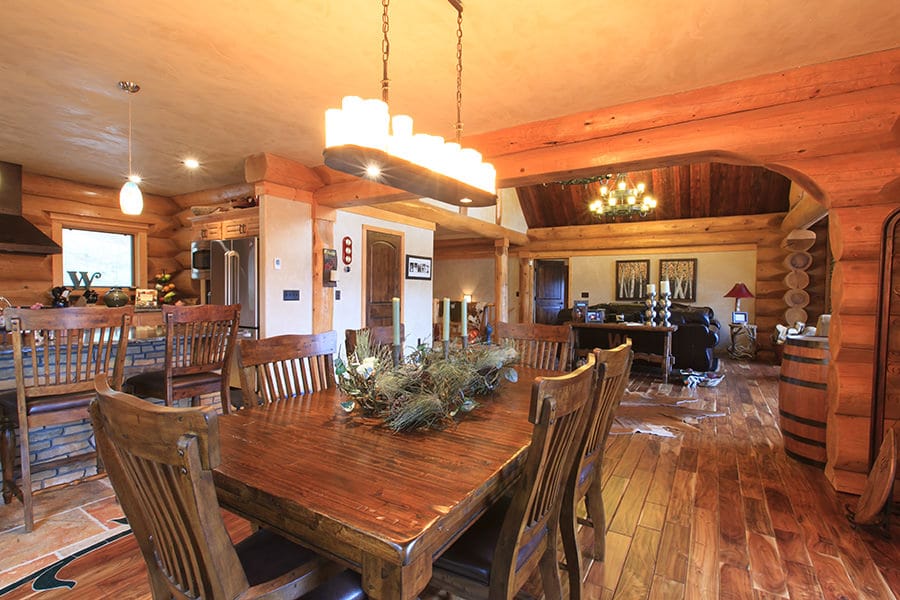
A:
[[313, 178, 416, 207], [781, 195, 828, 232], [244, 153, 324, 191], [528, 213, 784, 242], [170, 182, 255, 209], [379, 201, 529, 245]]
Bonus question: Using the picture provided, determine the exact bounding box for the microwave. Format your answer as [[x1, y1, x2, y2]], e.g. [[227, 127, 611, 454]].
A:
[[191, 240, 211, 279]]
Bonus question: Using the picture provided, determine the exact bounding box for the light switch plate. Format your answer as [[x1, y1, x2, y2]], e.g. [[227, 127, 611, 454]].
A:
[[274, 258, 282, 270]]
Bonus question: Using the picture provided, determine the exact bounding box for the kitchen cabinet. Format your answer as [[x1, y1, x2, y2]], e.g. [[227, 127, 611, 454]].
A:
[[191, 208, 258, 241]]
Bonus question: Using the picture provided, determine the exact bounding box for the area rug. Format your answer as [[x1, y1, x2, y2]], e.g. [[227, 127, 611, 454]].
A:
[[610, 385, 725, 438]]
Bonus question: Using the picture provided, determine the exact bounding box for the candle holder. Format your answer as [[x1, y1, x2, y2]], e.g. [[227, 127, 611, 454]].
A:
[[657, 293, 672, 327], [392, 344, 401, 367], [442, 340, 450, 359], [645, 292, 657, 326]]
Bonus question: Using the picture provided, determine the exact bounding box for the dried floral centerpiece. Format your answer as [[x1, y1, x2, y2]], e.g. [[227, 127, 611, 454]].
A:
[[335, 331, 518, 431]]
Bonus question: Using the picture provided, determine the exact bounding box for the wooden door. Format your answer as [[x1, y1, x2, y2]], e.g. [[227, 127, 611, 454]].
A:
[[365, 230, 402, 327], [534, 260, 567, 324]]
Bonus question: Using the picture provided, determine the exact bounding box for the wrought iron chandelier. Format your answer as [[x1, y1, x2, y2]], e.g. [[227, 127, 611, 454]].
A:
[[588, 173, 657, 220], [323, 0, 496, 207]]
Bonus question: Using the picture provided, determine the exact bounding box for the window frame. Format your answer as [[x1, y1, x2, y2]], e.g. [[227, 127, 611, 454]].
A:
[[50, 212, 150, 289]]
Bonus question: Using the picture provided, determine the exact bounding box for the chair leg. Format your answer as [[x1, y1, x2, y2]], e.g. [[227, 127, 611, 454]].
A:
[[17, 412, 33, 532], [559, 494, 583, 600], [1, 418, 15, 504], [539, 524, 564, 600], [584, 472, 606, 562]]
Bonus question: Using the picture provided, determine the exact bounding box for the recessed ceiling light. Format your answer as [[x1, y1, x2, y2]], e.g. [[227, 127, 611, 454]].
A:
[[183, 158, 200, 169]]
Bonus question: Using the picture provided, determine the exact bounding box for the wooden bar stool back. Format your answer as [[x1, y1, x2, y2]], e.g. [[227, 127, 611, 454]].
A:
[[125, 304, 240, 412], [0, 306, 133, 531], [561, 340, 633, 598], [430, 354, 599, 600], [237, 331, 337, 408], [91, 374, 364, 600], [494, 321, 573, 372]]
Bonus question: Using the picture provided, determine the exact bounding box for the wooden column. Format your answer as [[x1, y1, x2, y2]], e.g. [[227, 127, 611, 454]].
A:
[[313, 206, 336, 334], [519, 257, 534, 324], [494, 238, 509, 325]]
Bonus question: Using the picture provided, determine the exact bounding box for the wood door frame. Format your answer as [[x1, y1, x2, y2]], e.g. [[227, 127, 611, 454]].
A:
[[360, 225, 405, 326]]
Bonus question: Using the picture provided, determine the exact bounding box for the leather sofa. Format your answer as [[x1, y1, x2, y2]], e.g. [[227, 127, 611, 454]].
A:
[[556, 302, 720, 372]]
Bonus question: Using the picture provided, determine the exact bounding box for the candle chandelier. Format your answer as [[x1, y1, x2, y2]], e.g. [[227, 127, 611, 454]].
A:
[[587, 173, 657, 220], [323, 0, 497, 207]]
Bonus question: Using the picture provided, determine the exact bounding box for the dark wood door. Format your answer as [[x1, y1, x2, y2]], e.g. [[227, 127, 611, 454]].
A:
[[365, 230, 401, 327], [534, 260, 567, 324]]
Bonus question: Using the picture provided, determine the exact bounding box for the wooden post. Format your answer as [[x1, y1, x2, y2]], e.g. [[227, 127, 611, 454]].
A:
[[519, 257, 534, 324], [494, 238, 509, 326], [313, 206, 336, 334]]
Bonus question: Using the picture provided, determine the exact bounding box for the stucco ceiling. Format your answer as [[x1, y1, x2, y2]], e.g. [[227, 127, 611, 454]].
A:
[[1, 0, 898, 197]]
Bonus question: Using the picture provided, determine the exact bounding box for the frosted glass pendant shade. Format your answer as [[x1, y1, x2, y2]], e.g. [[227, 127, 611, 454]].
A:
[[119, 180, 143, 215]]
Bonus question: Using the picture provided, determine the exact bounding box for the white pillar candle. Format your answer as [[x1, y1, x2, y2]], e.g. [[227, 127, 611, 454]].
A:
[[392, 297, 401, 345], [442, 298, 451, 341], [646, 283, 656, 295], [660, 280, 670, 295], [460, 296, 468, 341]]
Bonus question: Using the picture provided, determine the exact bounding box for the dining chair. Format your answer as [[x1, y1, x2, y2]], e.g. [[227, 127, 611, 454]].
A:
[[237, 331, 337, 408], [429, 353, 599, 600], [561, 340, 634, 599], [494, 321, 574, 372], [91, 373, 364, 600], [0, 305, 133, 532], [125, 303, 240, 412], [344, 325, 403, 357]]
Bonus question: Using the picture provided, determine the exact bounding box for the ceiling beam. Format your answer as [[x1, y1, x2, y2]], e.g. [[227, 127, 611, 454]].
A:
[[781, 193, 829, 232], [244, 152, 324, 191], [379, 200, 529, 245]]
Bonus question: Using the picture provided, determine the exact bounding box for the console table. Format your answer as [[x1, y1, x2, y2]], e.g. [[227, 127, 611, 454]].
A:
[[571, 322, 678, 383]]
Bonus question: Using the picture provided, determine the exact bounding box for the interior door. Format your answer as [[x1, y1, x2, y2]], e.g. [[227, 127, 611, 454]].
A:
[[365, 230, 402, 327], [534, 260, 568, 324]]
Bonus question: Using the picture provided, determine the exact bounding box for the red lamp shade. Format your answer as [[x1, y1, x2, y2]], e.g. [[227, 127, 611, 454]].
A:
[[724, 282, 754, 311]]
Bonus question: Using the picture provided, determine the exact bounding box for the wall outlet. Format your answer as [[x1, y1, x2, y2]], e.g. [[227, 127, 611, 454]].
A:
[[581, 291, 589, 298], [283, 289, 300, 301], [335, 290, 341, 300]]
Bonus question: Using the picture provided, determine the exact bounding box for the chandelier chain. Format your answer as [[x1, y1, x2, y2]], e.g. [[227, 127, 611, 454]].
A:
[[381, 0, 390, 103], [455, 6, 463, 143]]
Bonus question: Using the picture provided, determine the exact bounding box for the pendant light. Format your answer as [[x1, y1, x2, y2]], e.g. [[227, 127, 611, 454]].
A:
[[118, 81, 143, 215]]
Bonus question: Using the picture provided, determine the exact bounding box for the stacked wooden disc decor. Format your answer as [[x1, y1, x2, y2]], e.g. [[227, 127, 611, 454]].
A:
[[781, 229, 817, 325]]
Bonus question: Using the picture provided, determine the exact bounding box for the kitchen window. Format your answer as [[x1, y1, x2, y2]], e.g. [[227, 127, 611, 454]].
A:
[[49, 213, 150, 288]]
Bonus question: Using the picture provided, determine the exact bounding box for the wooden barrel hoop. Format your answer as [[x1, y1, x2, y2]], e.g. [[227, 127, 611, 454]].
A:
[[778, 336, 830, 468]]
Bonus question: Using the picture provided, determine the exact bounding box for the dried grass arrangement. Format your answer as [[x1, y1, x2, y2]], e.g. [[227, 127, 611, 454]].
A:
[[335, 331, 518, 431]]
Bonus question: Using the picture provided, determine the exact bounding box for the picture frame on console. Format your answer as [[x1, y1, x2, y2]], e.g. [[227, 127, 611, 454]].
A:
[[659, 258, 698, 302], [615, 259, 650, 301]]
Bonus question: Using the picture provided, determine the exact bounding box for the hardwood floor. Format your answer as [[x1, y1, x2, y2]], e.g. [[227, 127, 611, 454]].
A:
[[0, 359, 896, 599]]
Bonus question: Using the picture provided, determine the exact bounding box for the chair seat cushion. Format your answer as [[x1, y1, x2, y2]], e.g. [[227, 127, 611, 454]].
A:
[[126, 369, 222, 397], [0, 388, 93, 417], [433, 496, 511, 587], [235, 528, 364, 600]]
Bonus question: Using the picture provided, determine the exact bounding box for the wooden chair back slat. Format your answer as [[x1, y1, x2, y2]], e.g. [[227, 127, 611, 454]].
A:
[[237, 331, 337, 408], [345, 325, 404, 356], [494, 322, 573, 372], [490, 354, 598, 596], [92, 374, 248, 599]]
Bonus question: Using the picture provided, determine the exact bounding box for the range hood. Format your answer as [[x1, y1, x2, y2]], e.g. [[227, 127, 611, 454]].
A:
[[0, 161, 61, 255]]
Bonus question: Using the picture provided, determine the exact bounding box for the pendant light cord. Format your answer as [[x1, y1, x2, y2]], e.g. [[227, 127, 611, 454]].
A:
[[381, 0, 390, 103], [127, 95, 133, 176]]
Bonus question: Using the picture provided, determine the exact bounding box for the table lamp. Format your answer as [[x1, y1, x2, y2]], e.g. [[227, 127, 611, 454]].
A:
[[724, 282, 754, 312]]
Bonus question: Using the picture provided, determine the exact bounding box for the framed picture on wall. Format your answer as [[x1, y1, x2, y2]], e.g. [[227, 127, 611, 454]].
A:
[[615, 259, 650, 301], [659, 258, 698, 302], [405, 254, 432, 280]]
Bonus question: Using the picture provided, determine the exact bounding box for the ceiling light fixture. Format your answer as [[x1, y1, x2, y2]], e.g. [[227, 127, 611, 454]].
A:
[[183, 158, 200, 169], [587, 173, 657, 220], [323, 0, 496, 207], [118, 81, 142, 215]]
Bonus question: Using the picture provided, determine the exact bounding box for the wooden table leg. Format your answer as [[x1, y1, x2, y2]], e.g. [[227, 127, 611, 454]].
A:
[[362, 554, 432, 600], [663, 331, 673, 383]]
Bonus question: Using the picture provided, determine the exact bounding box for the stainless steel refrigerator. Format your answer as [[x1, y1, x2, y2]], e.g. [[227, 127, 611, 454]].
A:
[[210, 237, 258, 341]]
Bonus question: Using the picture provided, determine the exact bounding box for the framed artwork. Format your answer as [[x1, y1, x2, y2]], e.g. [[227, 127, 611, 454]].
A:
[[405, 254, 432, 280], [659, 258, 698, 302], [615, 259, 650, 301]]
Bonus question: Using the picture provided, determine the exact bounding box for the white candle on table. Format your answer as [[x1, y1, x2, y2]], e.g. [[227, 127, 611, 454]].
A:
[[460, 296, 468, 341], [442, 298, 450, 341], [660, 280, 670, 295], [646, 283, 656, 295], [392, 297, 401, 345]]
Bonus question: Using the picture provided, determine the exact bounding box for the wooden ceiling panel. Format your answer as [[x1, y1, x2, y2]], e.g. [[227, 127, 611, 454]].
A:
[[516, 163, 791, 229]]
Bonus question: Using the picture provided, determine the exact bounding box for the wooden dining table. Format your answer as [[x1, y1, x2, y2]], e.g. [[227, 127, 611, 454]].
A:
[[213, 366, 546, 600]]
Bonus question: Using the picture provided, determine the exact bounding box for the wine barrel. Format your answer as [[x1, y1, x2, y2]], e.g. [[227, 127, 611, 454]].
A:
[[779, 336, 830, 467]]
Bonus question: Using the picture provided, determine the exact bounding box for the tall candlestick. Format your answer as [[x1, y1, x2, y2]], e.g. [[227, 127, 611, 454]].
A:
[[460, 296, 468, 344], [660, 280, 670, 295], [646, 283, 656, 295], [391, 297, 401, 345], [442, 297, 450, 341]]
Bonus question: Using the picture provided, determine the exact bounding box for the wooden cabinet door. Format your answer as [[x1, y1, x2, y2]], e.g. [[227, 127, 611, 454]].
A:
[[195, 221, 222, 240], [222, 214, 259, 239], [365, 230, 401, 327]]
